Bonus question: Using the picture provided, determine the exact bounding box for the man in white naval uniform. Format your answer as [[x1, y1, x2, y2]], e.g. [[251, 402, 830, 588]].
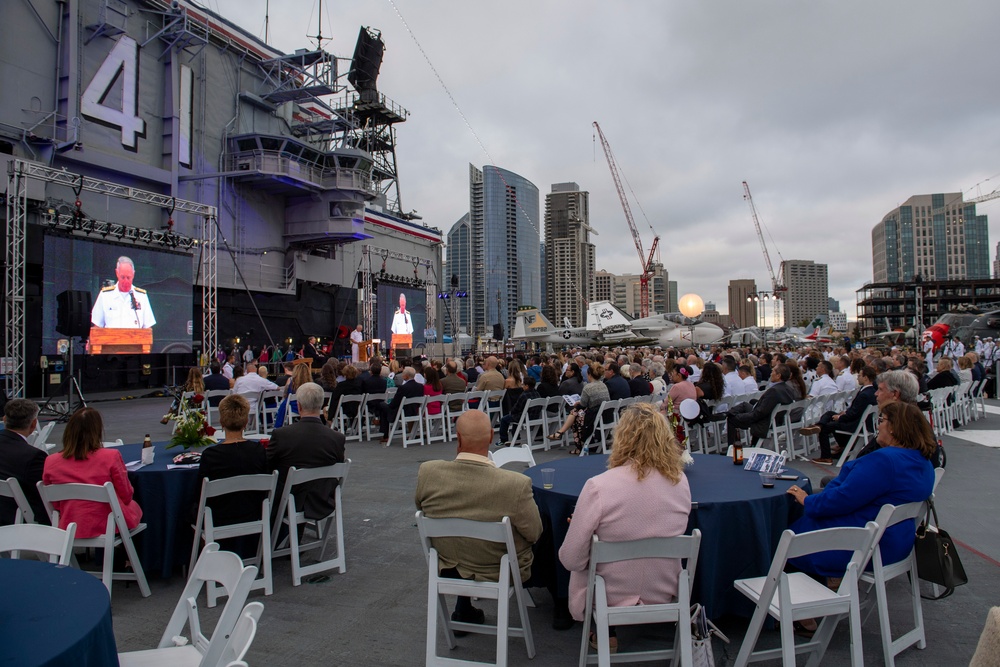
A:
[[391, 293, 414, 336], [90, 256, 156, 329], [350, 324, 365, 363]]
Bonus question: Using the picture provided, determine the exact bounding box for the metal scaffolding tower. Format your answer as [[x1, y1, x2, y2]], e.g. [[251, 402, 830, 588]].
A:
[[4, 159, 218, 397]]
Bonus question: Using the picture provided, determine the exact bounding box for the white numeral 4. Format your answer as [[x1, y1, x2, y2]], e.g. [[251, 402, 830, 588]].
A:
[[81, 35, 146, 150]]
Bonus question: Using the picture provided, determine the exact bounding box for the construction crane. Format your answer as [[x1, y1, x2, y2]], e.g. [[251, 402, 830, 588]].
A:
[[742, 180, 786, 296], [593, 121, 660, 317]]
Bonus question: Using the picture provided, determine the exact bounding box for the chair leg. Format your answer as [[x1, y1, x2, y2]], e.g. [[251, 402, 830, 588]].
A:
[[120, 533, 151, 598], [101, 535, 115, 597], [909, 567, 927, 650], [779, 617, 797, 667], [496, 567, 510, 667], [733, 602, 768, 667], [289, 515, 303, 586]]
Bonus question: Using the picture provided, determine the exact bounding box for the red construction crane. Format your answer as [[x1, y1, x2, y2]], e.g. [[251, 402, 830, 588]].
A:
[[742, 180, 786, 295], [593, 121, 660, 317]]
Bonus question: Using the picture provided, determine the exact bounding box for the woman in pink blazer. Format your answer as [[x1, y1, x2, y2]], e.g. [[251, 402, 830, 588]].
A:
[[42, 407, 142, 538], [559, 402, 691, 650]]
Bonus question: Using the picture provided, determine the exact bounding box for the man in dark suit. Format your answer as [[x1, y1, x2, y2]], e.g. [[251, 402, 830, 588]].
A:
[[379, 367, 424, 443], [266, 383, 345, 520], [627, 363, 652, 397], [726, 364, 796, 446], [203, 362, 231, 406], [0, 398, 48, 525], [415, 410, 542, 627], [801, 366, 878, 464], [603, 362, 631, 401]]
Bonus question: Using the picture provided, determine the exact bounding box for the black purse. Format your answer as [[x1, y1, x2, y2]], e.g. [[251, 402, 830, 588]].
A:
[[914, 498, 968, 600]]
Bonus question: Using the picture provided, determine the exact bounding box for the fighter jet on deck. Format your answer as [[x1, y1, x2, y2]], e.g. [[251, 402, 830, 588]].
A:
[[513, 301, 725, 347]]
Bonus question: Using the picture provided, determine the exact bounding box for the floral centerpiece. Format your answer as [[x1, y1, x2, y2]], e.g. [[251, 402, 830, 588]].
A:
[[664, 396, 695, 466], [166, 393, 216, 449]]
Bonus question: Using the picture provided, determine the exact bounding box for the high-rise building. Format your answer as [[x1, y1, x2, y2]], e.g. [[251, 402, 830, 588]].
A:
[[872, 193, 990, 283], [701, 301, 721, 324], [444, 213, 473, 334], [781, 260, 829, 327], [994, 241, 1000, 279], [828, 297, 840, 312], [539, 243, 547, 316], [668, 281, 678, 313], [594, 270, 614, 303], [728, 279, 758, 328], [544, 183, 595, 327], [454, 164, 540, 338]]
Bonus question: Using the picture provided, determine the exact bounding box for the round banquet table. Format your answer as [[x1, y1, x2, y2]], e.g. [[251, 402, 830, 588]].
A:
[[525, 453, 812, 619], [118, 441, 201, 578], [0, 559, 119, 667]]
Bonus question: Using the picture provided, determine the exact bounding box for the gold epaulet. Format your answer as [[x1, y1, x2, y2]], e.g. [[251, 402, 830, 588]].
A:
[[133, 287, 147, 294], [101, 285, 115, 292]]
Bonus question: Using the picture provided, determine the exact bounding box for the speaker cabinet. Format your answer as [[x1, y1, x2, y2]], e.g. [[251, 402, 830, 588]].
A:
[[56, 290, 93, 338]]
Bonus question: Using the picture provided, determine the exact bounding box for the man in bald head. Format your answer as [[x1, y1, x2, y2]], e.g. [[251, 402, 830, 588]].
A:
[[474, 355, 505, 391], [415, 410, 542, 627]]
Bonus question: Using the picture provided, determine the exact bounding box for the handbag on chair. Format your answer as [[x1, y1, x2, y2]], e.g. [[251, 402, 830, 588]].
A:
[[691, 603, 728, 667], [914, 498, 968, 599]]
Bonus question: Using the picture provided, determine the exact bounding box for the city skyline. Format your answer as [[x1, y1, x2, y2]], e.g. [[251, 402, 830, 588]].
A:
[[215, 1, 1000, 317]]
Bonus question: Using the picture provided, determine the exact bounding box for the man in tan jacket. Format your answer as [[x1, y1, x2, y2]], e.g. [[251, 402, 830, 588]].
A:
[[415, 410, 542, 628], [474, 356, 505, 391]]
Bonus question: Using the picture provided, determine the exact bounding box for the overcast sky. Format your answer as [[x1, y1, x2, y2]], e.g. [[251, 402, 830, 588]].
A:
[[213, 0, 1000, 324]]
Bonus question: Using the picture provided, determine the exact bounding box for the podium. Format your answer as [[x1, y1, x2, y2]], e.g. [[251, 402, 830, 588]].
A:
[[355, 339, 376, 363], [391, 334, 411, 360], [89, 327, 152, 354]]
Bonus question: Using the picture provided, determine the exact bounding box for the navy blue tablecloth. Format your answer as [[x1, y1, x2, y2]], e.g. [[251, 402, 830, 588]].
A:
[[0, 559, 119, 667], [119, 442, 201, 578], [525, 453, 812, 619]]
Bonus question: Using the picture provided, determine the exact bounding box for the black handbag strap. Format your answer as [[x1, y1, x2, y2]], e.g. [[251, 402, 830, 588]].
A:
[[917, 497, 957, 600]]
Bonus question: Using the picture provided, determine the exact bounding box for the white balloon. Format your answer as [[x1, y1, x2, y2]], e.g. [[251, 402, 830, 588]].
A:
[[679, 398, 700, 420]]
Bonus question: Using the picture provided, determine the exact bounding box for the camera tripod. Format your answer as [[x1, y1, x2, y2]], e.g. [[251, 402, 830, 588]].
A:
[[39, 336, 88, 422]]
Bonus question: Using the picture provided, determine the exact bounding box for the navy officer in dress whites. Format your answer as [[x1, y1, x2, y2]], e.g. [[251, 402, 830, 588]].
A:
[[91, 256, 156, 328]]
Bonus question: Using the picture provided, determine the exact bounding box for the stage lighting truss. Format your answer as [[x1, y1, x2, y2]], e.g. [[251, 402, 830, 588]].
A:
[[40, 207, 199, 250]]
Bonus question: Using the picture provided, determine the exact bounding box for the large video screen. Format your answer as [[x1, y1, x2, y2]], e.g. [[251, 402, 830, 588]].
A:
[[376, 283, 427, 348], [42, 235, 194, 354]]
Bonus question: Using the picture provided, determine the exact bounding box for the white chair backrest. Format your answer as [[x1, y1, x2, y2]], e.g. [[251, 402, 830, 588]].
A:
[[932, 467, 945, 493], [272, 461, 350, 538], [0, 522, 77, 564], [0, 476, 35, 524], [867, 502, 925, 570], [587, 530, 702, 591], [159, 543, 258, 666], [217, 601, 264, 666], [38, 481, 129, 537], [489, 444, 537, 469], [27, 421, 56, 451], [416, 511, 515, 555]]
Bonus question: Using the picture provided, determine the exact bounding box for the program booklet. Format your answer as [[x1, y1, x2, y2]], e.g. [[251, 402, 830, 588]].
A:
[[744, 451, 786, 473], [563, 394, 581, 406]]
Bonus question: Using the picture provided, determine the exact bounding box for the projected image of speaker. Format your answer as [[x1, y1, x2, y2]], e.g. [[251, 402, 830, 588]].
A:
[[56, 290, 93, 338]]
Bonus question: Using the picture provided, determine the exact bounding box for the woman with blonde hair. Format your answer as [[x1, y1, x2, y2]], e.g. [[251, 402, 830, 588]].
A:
[[559, 403, 692, 649], [275, 362, 314, 427]]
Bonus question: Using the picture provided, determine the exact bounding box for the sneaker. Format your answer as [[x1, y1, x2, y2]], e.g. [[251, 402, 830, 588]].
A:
[[799, 425, 821, 436], [811, 457, 834, 465]]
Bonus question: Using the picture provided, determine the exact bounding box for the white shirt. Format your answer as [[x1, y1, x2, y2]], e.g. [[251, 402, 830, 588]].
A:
[[810, 374, 838, 397], [222, 362, 234, 380], [723, 371, 747, 397], [243, 349, 254, 363], [232, 373, 279, 411], [741, 375, 758, 393], [688, 366, 702, 383], [391, 308, 413, 335], [350, 330, 364, 347], [91, 284, 155, 328], [835, 370, 857, 393]]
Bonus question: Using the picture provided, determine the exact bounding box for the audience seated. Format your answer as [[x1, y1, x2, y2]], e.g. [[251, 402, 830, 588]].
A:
[[0, 398, 48, 525]]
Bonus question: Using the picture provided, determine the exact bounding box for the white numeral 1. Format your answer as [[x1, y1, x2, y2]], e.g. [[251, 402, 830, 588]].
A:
[[81, 35, 146, 150]]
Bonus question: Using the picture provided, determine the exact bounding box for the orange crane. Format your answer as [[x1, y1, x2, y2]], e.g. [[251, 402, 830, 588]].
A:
[[742, 180, 786, 296], [593, 121, 660, 317]]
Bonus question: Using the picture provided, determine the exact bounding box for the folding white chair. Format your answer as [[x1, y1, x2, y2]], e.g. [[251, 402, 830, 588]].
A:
[[582, 400, 620, 455], [216, 601, 264, 667], [970, 379, 987, 420], [732, 522, 879, 667], [508, 397, 549, 450], [271, 461, 350, 586], [543, 397, 566, 450], [204, 390, 232, 429], [37, 480, 151, 598], [234, 392, 263, 435], [834, 403, 879, 467], [1, 476, 35, 524], [189, 471, 279, 607], [26, 421, 56, 452], [361, 392, 388, 441], [331, 395, 365, 442], [860, 502, 927, 667], [118, 543, 257, 667], [489, 445, 537, 469], [0, 522, 76, 564], [579, 531, 702, 667], [258, 389, 284, 434], [386, 395, 426, 448], [424, 395, 450, 444], [481, 389, 506, 426], [443, 392, 470, 441], [416, 512, 535, 667]]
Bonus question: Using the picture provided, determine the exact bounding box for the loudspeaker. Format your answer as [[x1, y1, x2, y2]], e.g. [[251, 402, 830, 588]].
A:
[[493, 323, 504, 340], [56, 290, 93, 338]]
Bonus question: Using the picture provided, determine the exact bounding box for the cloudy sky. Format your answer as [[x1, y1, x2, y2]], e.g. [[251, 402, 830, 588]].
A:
[[213, 0, 1000, 324]]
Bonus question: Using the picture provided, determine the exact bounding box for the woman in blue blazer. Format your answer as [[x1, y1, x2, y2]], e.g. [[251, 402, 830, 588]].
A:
[[786, 400, 935, 578]]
